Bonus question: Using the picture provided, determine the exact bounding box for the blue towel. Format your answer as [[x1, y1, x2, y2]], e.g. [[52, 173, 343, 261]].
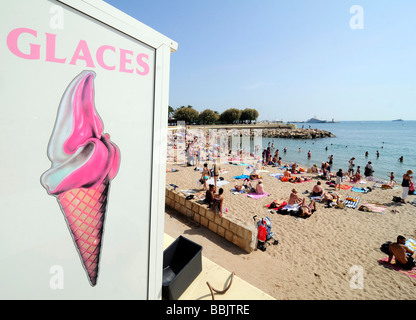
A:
[[233, 175, 250, 180]]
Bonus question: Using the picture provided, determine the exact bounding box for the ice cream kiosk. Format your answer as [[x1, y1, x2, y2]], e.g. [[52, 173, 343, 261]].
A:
[[0, 0, 177, 299]]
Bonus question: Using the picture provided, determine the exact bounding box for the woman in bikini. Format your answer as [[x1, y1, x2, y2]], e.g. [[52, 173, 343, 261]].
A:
[[298, 199, 317, 218], [201, 163, 210, 190]]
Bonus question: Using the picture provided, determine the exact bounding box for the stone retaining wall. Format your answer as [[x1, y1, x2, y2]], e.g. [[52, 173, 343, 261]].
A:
[[165, 187, 256, 253]]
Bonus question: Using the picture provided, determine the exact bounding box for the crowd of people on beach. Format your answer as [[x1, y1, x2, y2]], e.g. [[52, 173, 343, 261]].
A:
[[168, 127, 414, 218]]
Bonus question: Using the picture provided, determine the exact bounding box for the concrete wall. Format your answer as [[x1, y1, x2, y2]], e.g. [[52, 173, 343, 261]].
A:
[[165, 188, 256, 253]]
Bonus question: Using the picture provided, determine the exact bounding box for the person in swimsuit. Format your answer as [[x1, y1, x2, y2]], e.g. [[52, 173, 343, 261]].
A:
[[201, 163, 210, 190], [388, 235, 415, 270], [288, 189, 302, 205], [213, 159, 221, 189], [298, 199, 317, 218], [401, 170, 414, 203], [212, 188, 225, 217], [311, 181, 324, 197], [204, 184, 215, 208]]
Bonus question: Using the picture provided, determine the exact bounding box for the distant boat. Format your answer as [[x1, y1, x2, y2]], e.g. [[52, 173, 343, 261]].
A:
[[392, 119, 404, 122]]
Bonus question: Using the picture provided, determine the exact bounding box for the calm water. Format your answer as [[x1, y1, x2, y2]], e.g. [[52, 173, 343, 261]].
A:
[[262, 121, 416, 182]]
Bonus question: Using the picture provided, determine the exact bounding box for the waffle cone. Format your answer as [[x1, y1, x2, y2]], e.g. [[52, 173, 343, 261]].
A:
[[57, 180, 110, 286]]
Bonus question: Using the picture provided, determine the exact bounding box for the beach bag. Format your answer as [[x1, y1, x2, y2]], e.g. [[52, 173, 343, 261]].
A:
[[257, 224, 267, 242], [392, 196, 402, 202], [257, 224, 267, 251], [380, 241, 391, 255], [409, 180, 415, 193]]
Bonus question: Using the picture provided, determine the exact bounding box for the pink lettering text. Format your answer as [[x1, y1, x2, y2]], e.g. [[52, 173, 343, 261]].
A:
[[6, 27, 150, 76]]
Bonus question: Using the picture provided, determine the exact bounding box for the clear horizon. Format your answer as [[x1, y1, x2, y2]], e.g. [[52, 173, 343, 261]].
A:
[[105, 0, 416, 122]]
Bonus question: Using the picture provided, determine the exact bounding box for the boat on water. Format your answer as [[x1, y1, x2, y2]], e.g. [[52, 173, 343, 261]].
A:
[[392, 119, 404, 122]]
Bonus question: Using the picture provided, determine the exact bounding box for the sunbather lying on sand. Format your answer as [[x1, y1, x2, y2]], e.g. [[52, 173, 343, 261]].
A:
[[298, 199, 317, 218], [323, 192, 340, 206]]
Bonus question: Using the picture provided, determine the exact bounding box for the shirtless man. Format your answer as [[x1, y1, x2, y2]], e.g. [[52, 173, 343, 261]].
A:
[[388, 235, 416, 270], [311, 181, 324, 196]]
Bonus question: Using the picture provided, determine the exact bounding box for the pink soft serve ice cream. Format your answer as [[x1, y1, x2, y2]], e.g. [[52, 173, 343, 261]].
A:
[[41, 70, 120, 194], [41, 70, 120, 286]]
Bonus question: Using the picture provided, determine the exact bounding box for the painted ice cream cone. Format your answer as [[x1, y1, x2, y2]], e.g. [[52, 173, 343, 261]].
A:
[[58, 180, 110, 286], [41, 71, 120, 286]]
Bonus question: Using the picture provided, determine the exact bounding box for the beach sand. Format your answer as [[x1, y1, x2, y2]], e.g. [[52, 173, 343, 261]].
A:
[[165, 162, 416, 300]]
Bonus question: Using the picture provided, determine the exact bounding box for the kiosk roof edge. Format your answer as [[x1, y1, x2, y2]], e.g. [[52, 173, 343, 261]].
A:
[[57, 0, 178, 52]]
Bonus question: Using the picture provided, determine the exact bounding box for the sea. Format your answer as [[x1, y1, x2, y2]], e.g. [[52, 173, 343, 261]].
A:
[[261, 121, 416, 182]]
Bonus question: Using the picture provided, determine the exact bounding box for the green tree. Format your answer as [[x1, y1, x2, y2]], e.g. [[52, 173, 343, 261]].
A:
[[240, 108, 259, 123], [174, 105, 200, 124], [219, 108, 242, 124], [168, 106, 175, 119], [198, 109, 219, 125]]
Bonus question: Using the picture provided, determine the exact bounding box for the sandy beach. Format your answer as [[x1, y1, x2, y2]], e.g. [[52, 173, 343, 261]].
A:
[[165, 162, 416, 300]]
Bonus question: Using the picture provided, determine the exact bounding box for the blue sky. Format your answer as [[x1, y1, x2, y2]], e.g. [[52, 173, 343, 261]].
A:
[[105, 0, 416, 121]]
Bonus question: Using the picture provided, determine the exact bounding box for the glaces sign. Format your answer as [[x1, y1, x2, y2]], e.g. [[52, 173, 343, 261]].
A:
[[6, 27, 150, 75]]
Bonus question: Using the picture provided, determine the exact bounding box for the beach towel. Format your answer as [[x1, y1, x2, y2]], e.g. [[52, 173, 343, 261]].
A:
[[344, 196, 360, 209], [406, 239, 416, 251], [233, 175, 250, 180], [206, 178, 229, 186], [292, 179, 311, 184], [181, 189, 198, 195], [351, 187, 371, 193], [269, 173, 283, 179], [246, 192, 270, 199], [360, 203, 387, 213], [230, 188, 245, 195], [266, 201, 287, 210], [378, 257, 416, 278], [282, 203, 300, 211], [340, 184, 352, 190], [310, 196, 323, 202]]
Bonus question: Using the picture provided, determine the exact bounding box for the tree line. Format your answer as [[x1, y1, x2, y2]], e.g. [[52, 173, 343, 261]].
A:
[[168, 105, 259, 125]]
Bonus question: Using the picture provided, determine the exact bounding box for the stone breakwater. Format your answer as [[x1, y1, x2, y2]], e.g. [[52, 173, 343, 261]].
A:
[[185, 124, 334, 140], [259, 128, 335, 139]]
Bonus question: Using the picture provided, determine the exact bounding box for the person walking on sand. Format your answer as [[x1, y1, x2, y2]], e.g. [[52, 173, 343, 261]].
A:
[[388, 235, 415, 270], [336, 169, 343, 190], [401, 170, 414, 203], [201, 163, 210, 191], [213, 158, 221, 189]]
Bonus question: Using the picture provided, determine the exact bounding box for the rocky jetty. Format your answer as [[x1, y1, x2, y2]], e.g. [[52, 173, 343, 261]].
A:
[[255, 128, 335, 139]]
